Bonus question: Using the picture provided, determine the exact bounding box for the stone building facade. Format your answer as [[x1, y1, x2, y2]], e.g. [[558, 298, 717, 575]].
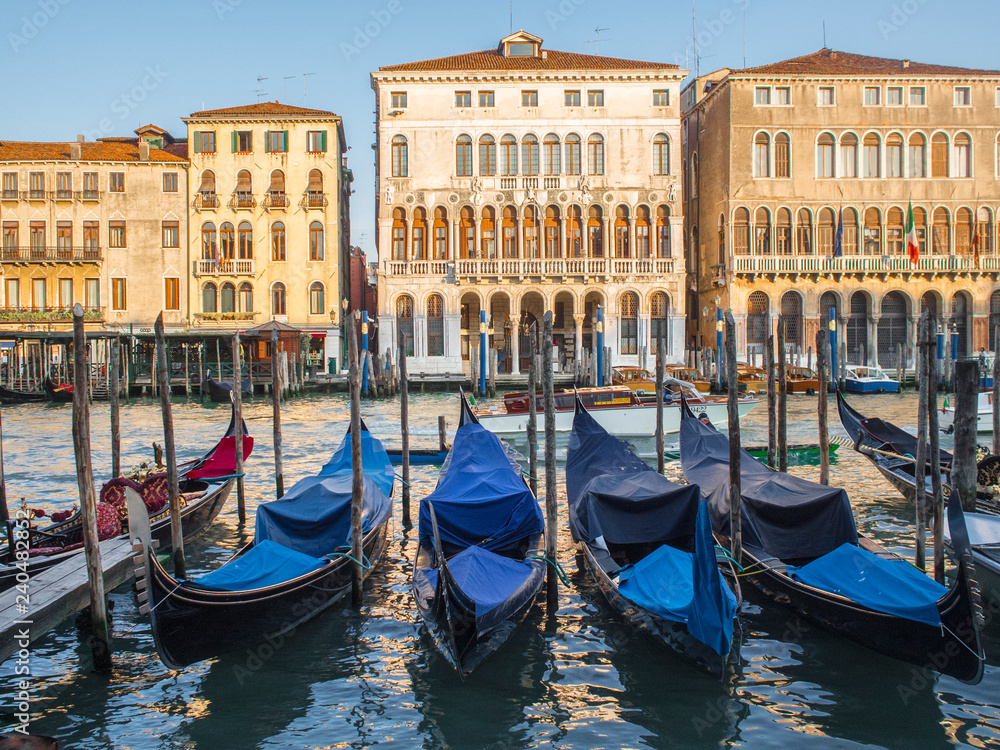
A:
[[682, 49, 1000, 367], [371, 32, 687, 377]]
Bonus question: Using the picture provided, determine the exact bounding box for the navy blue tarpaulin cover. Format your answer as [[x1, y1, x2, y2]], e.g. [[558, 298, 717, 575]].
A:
[[320, 429, 395, 498], [680, 413, 857, 561], [419, 423, 543, 554], [788, 543, 946, 626], [191, 540, 327, 592]]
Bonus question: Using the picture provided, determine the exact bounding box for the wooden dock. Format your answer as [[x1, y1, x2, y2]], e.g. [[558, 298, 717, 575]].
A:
[[0, 536, 135, 664]]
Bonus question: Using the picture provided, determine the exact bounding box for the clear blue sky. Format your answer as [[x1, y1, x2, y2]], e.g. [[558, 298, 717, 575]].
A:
[[2, 0, 996, 259]]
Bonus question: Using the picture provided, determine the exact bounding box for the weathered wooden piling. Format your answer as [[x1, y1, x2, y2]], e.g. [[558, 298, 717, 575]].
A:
[[994, 326, 1000, 455], [271, 330, 285, 499], [927, 314, 944, 584], [656, 336, 665, 475], [0, 406, 7, 526], [110, 338, 121, 478], [915, 310, 930, 571], [953, 360, 979, 513], [155, 313, 185, 579], [767, 333, 776, 468], [542, 311, 558, 609], [816, 329, 829, 486], [73, 305, 111, 670], [777, 319, 788, 472], [184, 343, 191, 397], [348, 322, 365, 605], [232, 332, 246, 523], [725, 312, 742, 562], [197, 344, 204, 402], [398, 327, 411, 528], [527, 322, 538, 496], [438, 415, 448, 452]]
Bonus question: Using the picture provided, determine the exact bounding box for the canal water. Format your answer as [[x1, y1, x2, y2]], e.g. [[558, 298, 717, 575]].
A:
[[2, 391, 999, 749]]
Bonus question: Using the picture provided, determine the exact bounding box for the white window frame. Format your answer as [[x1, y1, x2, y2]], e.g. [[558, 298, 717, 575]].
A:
[[887, 86, 904, 107], [774, 86, 791, 106], [817, 86, 836, 107], [909, 86, 927, 107], [995, 87, 1000, 107], [954, 86, 972, 107], [863, 86, 881, 106], [754, 86, 771, 106]]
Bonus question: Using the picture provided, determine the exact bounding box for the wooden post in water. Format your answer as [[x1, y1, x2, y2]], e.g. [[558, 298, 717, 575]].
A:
[[184, 343, 191, 397], [542, 311, 558, 610], [816, 328, 830, 486], [777, 318, 788, 472], [927, 314, 944, 584], [110, 338, 121, 478], [271, 330, 284, 499], [767, 333, 776, 468], [527, 322, 538, 497], [215, 339, 222, 383], [725, 312, 742, 563], [993, 326, 1000, 455], [953, 360, 979, 513], [0, 405, 7, 526], [155, 313, 185, 579], [196, 343, 204, 402], [897, 343, 903, 388], [914, 310, 930, 571], [656, 335, 665, 475], [348, 322, 364, 605], [71, 305, 112, 670], [438, 415, 447, 452], [398, 327, 411, 528], [232, 332, 246, 522]]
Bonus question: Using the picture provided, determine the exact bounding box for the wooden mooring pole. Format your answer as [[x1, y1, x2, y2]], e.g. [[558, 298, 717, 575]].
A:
[[438, 416, 448, 452], [527, 322, 538, 496], [110, 338, 121, 478], [816, 328, 829, 486], [656, 334, 665, 475], [777, 318, 788, 472], [0, 405, 7, 526], [927, 314, 944, 584], [953, 360, 979, 513], [725, 312, 742, 563], [914, 310, 930, 571], [993, 326, 1000, 456], [398, 327, 411, 528], [232, 332, 246, 522], [767, 333, 776, 469], [271, 330, 284, 499], [73, 304, 111, 670], [155, 313, 185, 579], [542, 311, 558, 610], [348, 321, 364, 605]]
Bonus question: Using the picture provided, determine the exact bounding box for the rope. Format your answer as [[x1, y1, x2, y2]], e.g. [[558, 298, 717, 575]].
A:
[[200, 472, 245, 482], [529, 554, 571, 586], [714, 546, 745, 572], [393, 472, 413, 488], [940, 621, 986, 662], [325, 551, 371, 570]]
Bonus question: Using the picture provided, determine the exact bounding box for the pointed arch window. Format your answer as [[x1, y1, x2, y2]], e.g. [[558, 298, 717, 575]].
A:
[[653, 133, 670, 175], [456, 135, 473, 176], [397, 294, 414, 356], [650, 292, 670, 353], [427, 293, 444, 356], [656, 206, 671, 258], [620, 292, 638, 355], [523, 205, 539, 258], [481, 206, 496, 258], [502, 206, 518, 258], [567, 206, 583, 257], [459, 206, 476, 259], [392, 207, 407, 260], [636, 205, 651, 257], [412, 207, 427, 260], [432, 207, 448, 260], [544, 205, 561, 258]]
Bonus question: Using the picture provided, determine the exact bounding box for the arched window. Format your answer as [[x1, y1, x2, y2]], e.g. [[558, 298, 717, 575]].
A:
[[220, 222, 235, 259], [427, 293, 444, 356], [954, 133, 971, 178], [848, 292, 869, 364], [909, 133, 926, 178], [238, 282, 253, 313], [878, 291, 909, 368], [392, 207, 407, 260], [201, 221, 216, 260], [650, 292, 670, 353], [990, 291, 1000, 349], [544, 205, 561, 258], [221, 282, 235, 313], [459, 206, 475, 259], [235, 169, 252, 208], [820, 291, 839, 329], [864, 207, 882, 254], [502, 206, 518, 258], [543, 133, 561, 175], [237, 221, 252, 260], [887, 207, 904, 254], [433, 207, 448, 260], [955, 207, 974, 254], [775, 132, 790, 178], [588, 133, 605, 175], [271, 282, 286, 316], [567, 205, 583, 257], [887, 133, 904, 177], [523, 205, 539, 258], [635, 205, 651, 258], [653, 133, 670, 175], [863, 133, 881, 178], [479, 135, 496, 176], [268, 169, 286, 206], [620, 292, 638, 355], [198, 170, 216, 205], [843, 207, 859, 254], [978, 207, 994, 255], [309, 221, 324, 261], [780, 291, 803, 347], [817, 133, 835, 178], [270, 221, 285, 261], [656, 206, 671, 258], [818, 208, 836, 254], [397, 294, 414, 356], [521, 134, 539, 176], [588, 205, 604, 257], [412, 207, 427, 260], [841, 133, 858, 178], [931, 133, 949, 178], [307, 169, 324, 207], [500, 134, 518, 175], [747, 291, 769, 345], [391, 135, 408, 177], [565, 134, 582, 176], [201, 282, 217, 313], [933, 207, 951, 254], [481, 206, 496, 258], [754, 132, 770, 177], [733, 207, 750, 254], [796, 208, 813, 253], [614, 205, 630, 258], [309, 281, 325, 315], [754, 207, 771, 254], [775, 208, 792, 254], [456, 135, 473, 177]]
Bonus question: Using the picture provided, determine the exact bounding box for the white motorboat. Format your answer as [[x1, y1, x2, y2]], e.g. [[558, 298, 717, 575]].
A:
[[843, 365, 899, 394], [940, 391, 993, 433]]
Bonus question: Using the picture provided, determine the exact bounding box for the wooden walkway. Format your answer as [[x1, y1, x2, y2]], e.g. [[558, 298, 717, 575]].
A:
[[0, 536, 135, 664]]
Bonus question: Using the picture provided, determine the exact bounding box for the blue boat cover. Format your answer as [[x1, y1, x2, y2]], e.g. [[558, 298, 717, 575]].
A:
[[319, 429, 396, 498], [419, 423, 543, 553], [191, 540, 326, 592], [680, 413, 857, 561], [788, 543, 946, 626], [425, 545, 534, 622], [255, 473, 391, 559]]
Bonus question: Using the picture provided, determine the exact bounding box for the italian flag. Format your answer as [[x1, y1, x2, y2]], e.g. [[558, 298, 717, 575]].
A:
[[906, 201, 919, 264]]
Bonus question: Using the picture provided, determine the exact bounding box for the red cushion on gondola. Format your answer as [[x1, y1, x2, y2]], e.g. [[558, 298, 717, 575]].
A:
[[96, 502, 121, 541], [99, 477, 143, 520], [140, 474, 169, 514]]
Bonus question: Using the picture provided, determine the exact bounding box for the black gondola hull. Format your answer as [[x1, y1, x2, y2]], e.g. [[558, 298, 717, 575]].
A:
[[0, 385, 46, 404], [42, 377, 73, 403], [203, 376, 251, 403]]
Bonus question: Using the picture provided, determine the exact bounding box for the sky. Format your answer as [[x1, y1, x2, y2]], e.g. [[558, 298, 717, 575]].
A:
[[2, 0, 997, 260]]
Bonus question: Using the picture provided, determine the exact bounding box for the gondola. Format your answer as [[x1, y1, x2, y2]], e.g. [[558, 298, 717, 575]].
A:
[[678, 400, 985, 683], [946, 512, 1000, 609], [202, 374, 252, 403], [176, 400, 255, 482], [412, 391, 545, 679], [566, 399, 740, 676], [0, 384, 46, 404], [42, 377, 73, 403], [129, 422, 394, 669], [836, 392, 999, 513], [386, 448, 449, 466]]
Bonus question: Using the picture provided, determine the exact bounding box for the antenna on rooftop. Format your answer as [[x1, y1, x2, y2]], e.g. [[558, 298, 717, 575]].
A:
[[256, 77, 269, 103], [823, 20, 827, 48], [692, 1, 697, 77], [303, 73, 316, 106], [586, 27, 610, 54], [742, 6, 746, 67], [510, 0, 513, 34], [283, 76, 296, 104]]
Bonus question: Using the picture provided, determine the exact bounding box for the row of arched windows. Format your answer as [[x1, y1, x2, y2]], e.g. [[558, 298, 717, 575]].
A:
[[200, 281, 327, 316], [197, 169, 325, 199], [730, 205, 995, 256], [200, 221, 324, 262], [390, 203, 672, 260]]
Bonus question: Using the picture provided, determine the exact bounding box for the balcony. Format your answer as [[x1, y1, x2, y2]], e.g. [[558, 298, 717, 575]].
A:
[[262, 191, 288, 211], [54, 190, 74, 202], [543, 177, 561, 190], [732, 252, 1000, 278], [193, 311, 259, 324], [229, 192, 256, 211], [193, 192, 219, 211], [193, 258, 255, 276], [0, 306, 103, 323], [79, 190, 101, 202], [384, 260, 453, 278], [382, 257, 677, 282], [1, 190, 18, 201], [23, 190, 48, 201], [1, 246, 102, 264], [302, 191, 327, 210]]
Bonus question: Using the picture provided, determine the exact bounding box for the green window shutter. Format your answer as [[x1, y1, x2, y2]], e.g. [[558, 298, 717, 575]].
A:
[[321, 130, 327, 152], [193, 133, 202, 153], [231, 131, 238, 153], [264, 130, 272, 152], [282, 131, 289, 152]]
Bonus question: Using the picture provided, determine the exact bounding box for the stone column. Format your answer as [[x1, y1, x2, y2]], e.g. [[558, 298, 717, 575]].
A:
[[510, 315, 520, 375], [869, 314, 881, 368], [628, 217, 637, 259], [449, 219, 458, 260], [574, 313, 584, 365], [604, 217, 613, 259]]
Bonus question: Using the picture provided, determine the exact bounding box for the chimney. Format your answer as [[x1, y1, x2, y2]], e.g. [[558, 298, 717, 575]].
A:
[[829, 50, 838, 60], [77, 134, 85, 143], [69, 142, 81, 160], [903, 59, 910, 68], [139, 141, 150, 161]]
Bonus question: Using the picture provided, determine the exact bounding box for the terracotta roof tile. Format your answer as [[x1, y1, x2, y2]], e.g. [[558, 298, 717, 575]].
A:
[[734, 49, 1000, 77], [379, 48, 676, 72], [0, 140, 187, 163], [188, 102, 338, 118]]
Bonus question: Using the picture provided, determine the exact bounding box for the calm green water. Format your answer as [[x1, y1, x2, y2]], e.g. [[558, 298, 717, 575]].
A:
[[1, 391, 999, 749]]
